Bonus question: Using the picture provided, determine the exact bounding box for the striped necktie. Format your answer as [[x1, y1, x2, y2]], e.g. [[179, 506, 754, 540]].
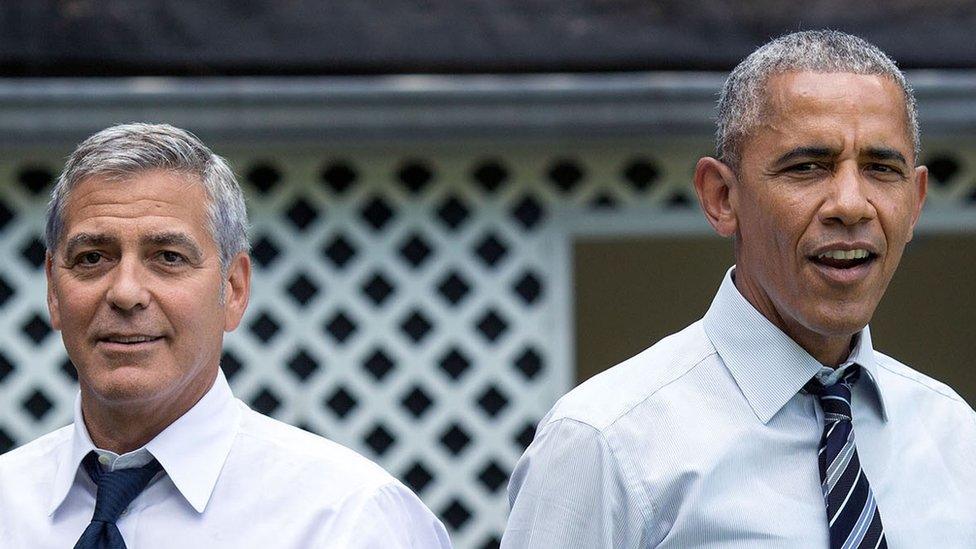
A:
[[806, 366, 886, 549], [74, 450, 163, 549]]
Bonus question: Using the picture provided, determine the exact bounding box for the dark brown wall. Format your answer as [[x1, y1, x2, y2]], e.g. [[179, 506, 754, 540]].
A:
[[575, 234, 976, 406]]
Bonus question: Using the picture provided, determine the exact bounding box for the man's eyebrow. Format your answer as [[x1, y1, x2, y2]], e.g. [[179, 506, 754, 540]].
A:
[[64, 233, 118, 257], [863, 147, 908, 166], [142, 232, 204, 259], [772, 146, 836, 166]]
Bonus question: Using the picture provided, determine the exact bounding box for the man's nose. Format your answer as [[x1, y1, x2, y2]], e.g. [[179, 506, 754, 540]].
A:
[[106, 257, 151, 311], [819, 163, 875, 226]]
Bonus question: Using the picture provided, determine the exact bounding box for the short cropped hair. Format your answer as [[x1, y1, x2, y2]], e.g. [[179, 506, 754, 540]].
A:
[[45, 123, 249, 273], [717, 30, 920, 170]]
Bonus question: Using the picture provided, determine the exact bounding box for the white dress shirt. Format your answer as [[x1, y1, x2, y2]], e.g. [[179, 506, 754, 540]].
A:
[[0, 370, 452, 548], [503, 269, 976, 548]]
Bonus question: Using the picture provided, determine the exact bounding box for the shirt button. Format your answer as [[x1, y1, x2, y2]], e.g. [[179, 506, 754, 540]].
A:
[[98, 455, 110, 465]]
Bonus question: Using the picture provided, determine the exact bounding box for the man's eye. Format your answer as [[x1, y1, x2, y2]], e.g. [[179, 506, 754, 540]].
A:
[[866, 163, 909, 180], [159, 251, 185, 264], [788, 162, 821, 173], [79, 252, 103, 265]]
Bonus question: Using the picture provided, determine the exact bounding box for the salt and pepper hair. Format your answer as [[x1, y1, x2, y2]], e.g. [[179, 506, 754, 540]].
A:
[[716, 30, 920, 170], [45, 123, 249, 274]]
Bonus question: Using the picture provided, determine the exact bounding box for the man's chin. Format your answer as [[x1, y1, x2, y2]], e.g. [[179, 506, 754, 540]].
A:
[[803, 306, 874, 341], [80, 370, 169, 407]]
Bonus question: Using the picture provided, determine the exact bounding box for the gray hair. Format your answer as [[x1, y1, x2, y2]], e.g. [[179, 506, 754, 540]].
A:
[[717, 30, 920, 170], [45, 123, 249, 274]]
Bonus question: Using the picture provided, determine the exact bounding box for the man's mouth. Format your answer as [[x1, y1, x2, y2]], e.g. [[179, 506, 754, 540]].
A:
[[99, 335, 164, 345], [810, 248, 877, 269]]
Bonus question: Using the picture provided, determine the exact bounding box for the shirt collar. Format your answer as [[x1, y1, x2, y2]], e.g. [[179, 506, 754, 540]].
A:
[[837, 327, 888, 422], [49, 369, 240, 516], [703, 267, 888, 424]]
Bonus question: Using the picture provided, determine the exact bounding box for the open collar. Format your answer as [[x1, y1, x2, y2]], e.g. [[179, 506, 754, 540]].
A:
[[703, 267, 888, 424], [49, 369, 240, 516]]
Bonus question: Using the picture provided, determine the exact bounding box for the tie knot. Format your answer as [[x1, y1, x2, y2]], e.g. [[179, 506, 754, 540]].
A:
[[805, 365, 859, 420], [82, 451, 162, 524]]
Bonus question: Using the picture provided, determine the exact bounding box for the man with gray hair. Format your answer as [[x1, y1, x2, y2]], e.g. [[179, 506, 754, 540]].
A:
[[503, 30, 975, 547], [0, 123, 452, 548]]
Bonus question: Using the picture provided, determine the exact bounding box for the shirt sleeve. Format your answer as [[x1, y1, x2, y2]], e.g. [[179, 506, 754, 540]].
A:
[[501, 417, 648, 548], [328, 481, 453, 549]]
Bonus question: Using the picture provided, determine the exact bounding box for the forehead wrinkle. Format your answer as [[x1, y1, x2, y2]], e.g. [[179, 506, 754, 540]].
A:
[[67, 172, 207, 218], [772, 75, 912, 150]]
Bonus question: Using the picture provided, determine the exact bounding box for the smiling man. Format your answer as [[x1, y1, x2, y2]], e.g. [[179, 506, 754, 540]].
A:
[[503, 31, 976, 548], [0, 124, 451, 548]]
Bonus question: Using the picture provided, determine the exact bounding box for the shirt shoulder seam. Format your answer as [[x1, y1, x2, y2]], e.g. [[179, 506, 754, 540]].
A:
[[600, 349, 719, 431], [547, 347, 718, 434], [596, 419, 656, 540], [534, 417, 656, 542], [233, 425, 397, 500], [235, 416, 345, 459], [874, 358, 966, 403]]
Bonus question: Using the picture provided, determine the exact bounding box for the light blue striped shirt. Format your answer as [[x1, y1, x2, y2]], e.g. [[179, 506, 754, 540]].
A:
[[503, 269, 976, 548]]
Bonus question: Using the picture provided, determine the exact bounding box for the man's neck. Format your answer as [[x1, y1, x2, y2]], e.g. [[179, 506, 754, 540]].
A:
[[731, 271, 855, 367], [80, 371, 217, 454]]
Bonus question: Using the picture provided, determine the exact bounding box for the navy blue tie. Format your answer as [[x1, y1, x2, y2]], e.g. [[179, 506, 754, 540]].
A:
[[806, 366, 886, 549], [75, 451, 163, 549]]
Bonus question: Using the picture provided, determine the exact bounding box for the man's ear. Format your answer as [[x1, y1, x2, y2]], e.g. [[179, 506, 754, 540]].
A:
[[46, 252, 61, 331], [693, 157, 738, 238], [223, 252, 251, 332], [906, 164, 928, 242]]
